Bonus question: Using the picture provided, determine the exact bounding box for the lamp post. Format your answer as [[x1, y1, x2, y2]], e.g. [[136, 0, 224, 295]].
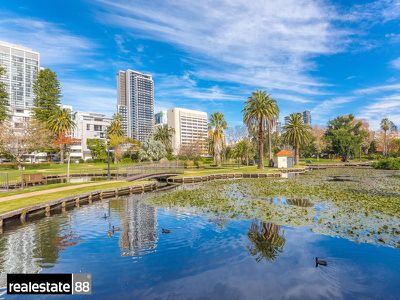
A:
[[107, 139, 111, 181]]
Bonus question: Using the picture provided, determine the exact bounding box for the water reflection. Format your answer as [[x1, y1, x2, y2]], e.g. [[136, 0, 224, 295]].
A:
[[247, 221, 285, 262], [119, 198, 158, 256]]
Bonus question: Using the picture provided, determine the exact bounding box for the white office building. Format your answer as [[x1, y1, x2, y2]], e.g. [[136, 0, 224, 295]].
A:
[[117, 70, 154, 142], [71, 111, 112, 161], [167, 108, 208, 155], [0, 41, 39, 130]]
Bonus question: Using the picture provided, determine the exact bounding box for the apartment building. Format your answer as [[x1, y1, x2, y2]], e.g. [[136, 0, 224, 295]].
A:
[[70, 111, 112, 161], [117, 70, 154, 142], [154, 111, 167, 127], [0, 41, 40, 130], [167, 108, 208, 155]]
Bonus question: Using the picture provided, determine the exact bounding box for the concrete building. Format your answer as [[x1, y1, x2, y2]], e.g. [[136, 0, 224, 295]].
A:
[[71, 110, 112, 161], [117, 70, 154, 142], [0, 41, 40, 130], [302, 110, 311, 126], [167, 108, 208, 155], [155, 111, 167, 126]]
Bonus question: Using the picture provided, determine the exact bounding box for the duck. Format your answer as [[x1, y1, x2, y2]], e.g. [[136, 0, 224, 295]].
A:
[[315, 257, 328, 267], [112, 225, 120, 232], [162, 228, 171, 234], [102, 213, 108, 219]]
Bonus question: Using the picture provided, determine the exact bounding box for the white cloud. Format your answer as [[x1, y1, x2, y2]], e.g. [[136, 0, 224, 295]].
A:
[[94, 0, 349, 98], [61, 79, 116, 115], [354, 83, 400, 94], [0, 16, 96, 66], [391, 57, 400, 70], [311, 96, 355, 120], [358, 94, 400, 129]]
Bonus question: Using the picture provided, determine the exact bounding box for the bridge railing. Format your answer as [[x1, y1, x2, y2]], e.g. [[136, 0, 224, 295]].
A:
[[118, 161, 185, 175]]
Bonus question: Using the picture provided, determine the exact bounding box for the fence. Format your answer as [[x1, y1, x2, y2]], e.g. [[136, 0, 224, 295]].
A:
[[0, 162, 185, 190]]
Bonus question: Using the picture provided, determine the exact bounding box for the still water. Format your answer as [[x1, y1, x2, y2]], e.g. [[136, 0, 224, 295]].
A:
[[0, 194, 399, 299]]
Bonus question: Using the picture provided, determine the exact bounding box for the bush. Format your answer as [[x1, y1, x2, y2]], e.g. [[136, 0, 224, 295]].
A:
[[372, 158, 400, 170], [121, 157, 133, 164]]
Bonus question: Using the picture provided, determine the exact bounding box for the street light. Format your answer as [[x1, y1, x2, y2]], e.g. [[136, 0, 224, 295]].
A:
[[107, 138, 111, 181]]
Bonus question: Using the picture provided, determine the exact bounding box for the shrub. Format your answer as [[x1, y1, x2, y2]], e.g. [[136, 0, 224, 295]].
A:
[[121, 157, 133, 164], [372, 158, 400, 170]]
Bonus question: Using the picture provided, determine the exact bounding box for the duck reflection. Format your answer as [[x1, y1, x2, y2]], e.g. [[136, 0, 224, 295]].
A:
[[119, 198, 158, 256], [247, 221, 285, 262]]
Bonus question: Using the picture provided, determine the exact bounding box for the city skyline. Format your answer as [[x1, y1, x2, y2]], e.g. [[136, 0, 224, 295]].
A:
[[0, 1, 400, 130]]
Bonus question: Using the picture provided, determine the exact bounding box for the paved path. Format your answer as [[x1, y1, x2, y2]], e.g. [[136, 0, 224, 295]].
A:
[[0, 181, 123, 202]]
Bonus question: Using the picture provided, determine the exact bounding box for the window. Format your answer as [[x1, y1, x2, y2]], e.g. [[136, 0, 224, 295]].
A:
[[86, 124, 91, 130], [94, 125, 102, 131]]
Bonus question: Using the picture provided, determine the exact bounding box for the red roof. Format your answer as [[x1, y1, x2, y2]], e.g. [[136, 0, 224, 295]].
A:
[[277, 150, 294, 157]]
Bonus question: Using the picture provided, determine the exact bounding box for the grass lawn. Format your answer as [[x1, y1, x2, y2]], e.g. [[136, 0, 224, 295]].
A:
[[176, 165, 282, 178], [299, 158, 370, 165], [0, 180, 112, 198], [0, 180, 150, 214], [0, 162, 130, 182]]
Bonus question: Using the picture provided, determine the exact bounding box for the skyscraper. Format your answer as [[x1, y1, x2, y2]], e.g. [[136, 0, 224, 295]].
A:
[[154, 111, 167, 126], [0, 41, 40, 129], [302, 110, 311, 126], [117, 70, 154, 142]]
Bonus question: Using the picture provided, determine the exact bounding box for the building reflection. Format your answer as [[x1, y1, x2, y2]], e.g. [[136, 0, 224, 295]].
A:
[[119, 198, 158, 256], [247, 221, 286, 262]]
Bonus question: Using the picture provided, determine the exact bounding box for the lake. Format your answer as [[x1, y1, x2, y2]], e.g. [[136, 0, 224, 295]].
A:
[[1, 186, 399, 299]]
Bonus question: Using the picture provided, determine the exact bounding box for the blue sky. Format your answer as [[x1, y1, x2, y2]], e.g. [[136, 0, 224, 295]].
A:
[[1, 0, 400, 129]]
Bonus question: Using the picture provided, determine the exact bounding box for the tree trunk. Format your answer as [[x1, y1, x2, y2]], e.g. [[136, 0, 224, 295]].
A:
[[60, 145, 64, 164], [295, 144, 299, 165], [384, 131, 387, 157], [267, 123, 272, 167], [258, 119, 264, 169]]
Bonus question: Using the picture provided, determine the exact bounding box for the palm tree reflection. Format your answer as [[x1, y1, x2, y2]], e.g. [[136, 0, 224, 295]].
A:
[[286, 198, 313, 207], [247, 221, 285, 262]]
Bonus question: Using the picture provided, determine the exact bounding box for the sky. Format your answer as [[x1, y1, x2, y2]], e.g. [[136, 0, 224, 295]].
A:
[[1, 0, 400, 129]]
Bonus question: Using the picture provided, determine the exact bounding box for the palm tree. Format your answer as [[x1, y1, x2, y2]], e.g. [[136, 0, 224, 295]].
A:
[[380, 118, 390, 157], [282, 113, 311, 165], [209, 112, 227, 166], [153, 124, 175, 154], [47, 108, 75, 164], [247, 221, 285, 262], [243, 90, 279, 169], [107, 114, 126, 163]]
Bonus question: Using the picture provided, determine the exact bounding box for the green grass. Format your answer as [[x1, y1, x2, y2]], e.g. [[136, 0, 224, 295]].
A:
[[299, 158, 370, 165], [0, 180, 111, 197], [0, 162, 131, 181], [176, 166, 282, 178], [0, 180, 150, 214]]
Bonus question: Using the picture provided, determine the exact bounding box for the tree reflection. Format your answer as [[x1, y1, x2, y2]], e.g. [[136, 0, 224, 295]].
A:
[[247, 221, 285, 262], [286, 198, 313, 207]]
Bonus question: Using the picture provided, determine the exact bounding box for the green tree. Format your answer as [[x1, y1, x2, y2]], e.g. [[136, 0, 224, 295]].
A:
[[87, 139, 107, 160], [243, 90, 279, 169], [209, 112, 227, 166], [153, 124, 175, 154], [32, 68, 61, 122], [282, 113, 311, 165], [380, 118, 390, 157], [324, 114, 368, 161], [47, 108, 75, 164], [0, 66, 9, 122]]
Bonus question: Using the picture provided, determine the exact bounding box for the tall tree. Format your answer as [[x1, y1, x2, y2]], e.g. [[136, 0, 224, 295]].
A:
[[153, 124, 175, 154], [324, 114, 368, 161], [87, 139, 107, 160], [282, 113, 311, 165], [209, 112, 227, 166], [32, 68, 61, 122], [243, 90, 279, 169], [47, 108, 75, 163], [107, 113, 126, 163], [0, 66, 9, 123], [380, 118, 390, 157]]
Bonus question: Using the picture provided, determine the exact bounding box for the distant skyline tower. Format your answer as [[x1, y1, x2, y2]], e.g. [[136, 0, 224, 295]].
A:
[[302, 110, 311, 126], [117, 69, 154, 142], [154, 110, 167, 126], [0, 41, 40, 130]]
